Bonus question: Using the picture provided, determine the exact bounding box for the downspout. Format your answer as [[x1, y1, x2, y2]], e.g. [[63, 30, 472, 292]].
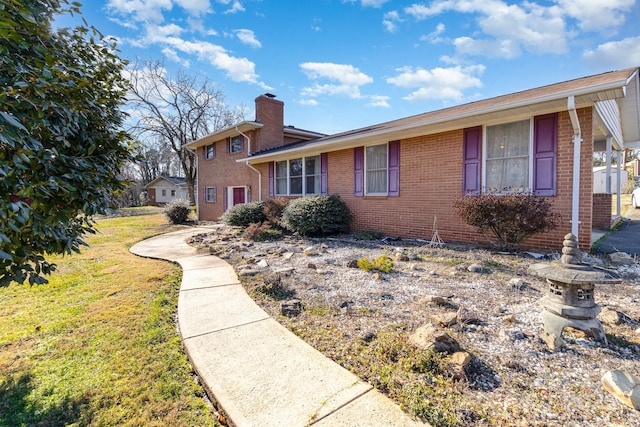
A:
[[236, 126, 262, 202], [568, 95, 582, 239], [195, 149, 200, 221]]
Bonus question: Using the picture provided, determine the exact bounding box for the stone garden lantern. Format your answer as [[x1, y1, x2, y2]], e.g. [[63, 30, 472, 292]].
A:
[[535, 233, 621, 351]]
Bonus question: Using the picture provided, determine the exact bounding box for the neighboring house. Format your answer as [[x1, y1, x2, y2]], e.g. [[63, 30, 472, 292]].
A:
[[145, 176, 190, 206], [187, 68, 640, 251]]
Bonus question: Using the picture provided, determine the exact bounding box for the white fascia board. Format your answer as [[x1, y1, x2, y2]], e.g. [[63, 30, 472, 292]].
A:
[[185, 121, 263, 151]]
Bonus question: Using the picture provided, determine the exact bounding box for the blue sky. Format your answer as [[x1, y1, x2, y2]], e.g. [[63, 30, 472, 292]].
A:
[[62, 0, 640, 135]]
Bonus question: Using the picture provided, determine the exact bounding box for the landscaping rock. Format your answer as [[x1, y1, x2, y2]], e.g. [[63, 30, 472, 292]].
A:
[[408, 323, 459, 353], [457, 306, 481, 324], [600, 307, 623, 325], [432, 312, 458, 327], [448, 351, 472, 381], [468, 263, 483, 273], [602, 369, 640, 410], [346, 259, 359, 268], [609, 252, 634, 266], [281, 299, 303, 317]]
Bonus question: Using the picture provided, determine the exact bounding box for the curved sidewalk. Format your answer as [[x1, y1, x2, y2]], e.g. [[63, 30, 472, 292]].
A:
[[130, 226, 427, 427]]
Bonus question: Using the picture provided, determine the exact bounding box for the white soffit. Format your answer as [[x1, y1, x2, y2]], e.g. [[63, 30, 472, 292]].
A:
[[595, 100, 624, 150], [619, 71, 640, 148]]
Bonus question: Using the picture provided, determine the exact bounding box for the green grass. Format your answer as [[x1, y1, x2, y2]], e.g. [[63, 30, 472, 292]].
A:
[[0, 214, 219, 426]]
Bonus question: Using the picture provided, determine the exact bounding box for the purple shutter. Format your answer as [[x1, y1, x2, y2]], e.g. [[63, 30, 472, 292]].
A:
[[320, 153, 328, 195], [226, 137, 230, 154], [268, 162, 274, 197], [463, 127, 482, 195], [222, 186, 228, 211], [533, 113, 557, 196], [388, 141, 400, 196], [354, 147, 364, 196]]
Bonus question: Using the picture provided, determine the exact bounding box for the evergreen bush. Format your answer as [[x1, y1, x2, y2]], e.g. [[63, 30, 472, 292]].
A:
[[221, 201, 266, 227], [280, 195, 350, 237], [163, 199, 192, 224]]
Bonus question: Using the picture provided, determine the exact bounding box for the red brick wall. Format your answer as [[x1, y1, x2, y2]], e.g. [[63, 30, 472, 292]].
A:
[[196, 136, 261, 220], [592, 193, 612, 229], [199, 107, 596, 251], [253, 95, 284, 153], [325, 107, 593, 251]]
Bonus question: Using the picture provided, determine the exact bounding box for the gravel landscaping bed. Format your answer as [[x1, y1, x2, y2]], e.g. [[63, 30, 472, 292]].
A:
[[190, 226, 640, 426]]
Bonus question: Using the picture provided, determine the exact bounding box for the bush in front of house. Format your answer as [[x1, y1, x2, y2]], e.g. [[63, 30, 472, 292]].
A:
[[221, 201, 266, 227], [280, 195, 351, 237], [163, 199, 193, 224], [263, 197, 290, 226], [241, 222, 283, 241], [452, 192, 560, 251]]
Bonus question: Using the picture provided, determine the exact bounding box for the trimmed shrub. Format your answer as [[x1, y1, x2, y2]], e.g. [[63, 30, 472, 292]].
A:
[[280, 195, 351, 237], [263, 197, 289, 225], [163, 199, 192, 224], [452, 192, 560, 251], [221, 201, 266, 227]]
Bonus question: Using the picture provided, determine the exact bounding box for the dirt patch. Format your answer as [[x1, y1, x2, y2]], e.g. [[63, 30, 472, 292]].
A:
[[190, 226, 640, 426]]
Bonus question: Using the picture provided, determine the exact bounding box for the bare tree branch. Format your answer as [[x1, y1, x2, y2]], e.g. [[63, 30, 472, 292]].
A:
[[125, 58, 246, 203]]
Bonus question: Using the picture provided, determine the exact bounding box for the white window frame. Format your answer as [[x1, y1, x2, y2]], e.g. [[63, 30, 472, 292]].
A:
[[230, 135, 244, 154], [205, 144, 215, 159], [364, 143, 388, 196], [275, 155, 321, 196], [483, 118, 533, 193], [205, 186, 216, 202]]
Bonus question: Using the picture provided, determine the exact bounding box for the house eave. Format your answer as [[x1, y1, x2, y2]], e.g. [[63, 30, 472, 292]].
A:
[[185, 121, 264, 150], [241, 78, 631, 164]]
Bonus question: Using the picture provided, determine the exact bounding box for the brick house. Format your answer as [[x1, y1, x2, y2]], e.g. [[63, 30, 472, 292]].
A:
[[186, 68, 640, 251]]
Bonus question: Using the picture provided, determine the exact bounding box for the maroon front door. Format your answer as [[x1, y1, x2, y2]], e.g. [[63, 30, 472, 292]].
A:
[[233, 187, 245, 206]]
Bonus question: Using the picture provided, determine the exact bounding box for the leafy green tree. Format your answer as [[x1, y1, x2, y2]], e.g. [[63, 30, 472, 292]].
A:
[[0, 0, 134, 285]]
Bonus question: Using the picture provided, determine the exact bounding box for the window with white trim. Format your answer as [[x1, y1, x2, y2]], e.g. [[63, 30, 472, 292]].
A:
[[485, 119, 530, 192], [365, 143, 388, 195], [205, 144, 215, 159], [230, 135, 244, 153], [275, 155, 321, 196], [205, 186, 216, 202]]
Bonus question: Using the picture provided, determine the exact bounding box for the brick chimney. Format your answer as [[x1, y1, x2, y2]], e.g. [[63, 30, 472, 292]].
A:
[[254, 93, 284, 152]]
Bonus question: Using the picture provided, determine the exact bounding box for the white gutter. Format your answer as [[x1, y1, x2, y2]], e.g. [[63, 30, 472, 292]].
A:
[[568, 95, 582, 239], [236, 126, 262, 202]]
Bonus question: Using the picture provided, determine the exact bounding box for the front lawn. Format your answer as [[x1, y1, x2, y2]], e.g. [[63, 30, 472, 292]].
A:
[[0, 214, 219, 426]]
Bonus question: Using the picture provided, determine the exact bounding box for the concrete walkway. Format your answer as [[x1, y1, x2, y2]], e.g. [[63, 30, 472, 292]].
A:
[[130, 226, 427, 427]]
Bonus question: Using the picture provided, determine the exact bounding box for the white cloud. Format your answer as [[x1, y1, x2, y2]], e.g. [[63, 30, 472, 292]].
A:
[[361, 0, 390, 7], [161, 47, 191, 67], [367, 95, 390, 107], [383, 10, 402, 33], [420, 23, 446, 44], [235, 29, 261, 48], [387, 65, 485, 102], [107, 0, 173, 24], [300, 62, 373, 99], [343, 0, 389, 7], [583, 36, 640, 69], [155, 36, 269, 88], [400, 0, 631, 59], [298, 98, 319, 106], [555, 0, 634, 31], [175, 0, 211, 16], [300, 62, 373, 86], [223, 0, 245, 14]]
